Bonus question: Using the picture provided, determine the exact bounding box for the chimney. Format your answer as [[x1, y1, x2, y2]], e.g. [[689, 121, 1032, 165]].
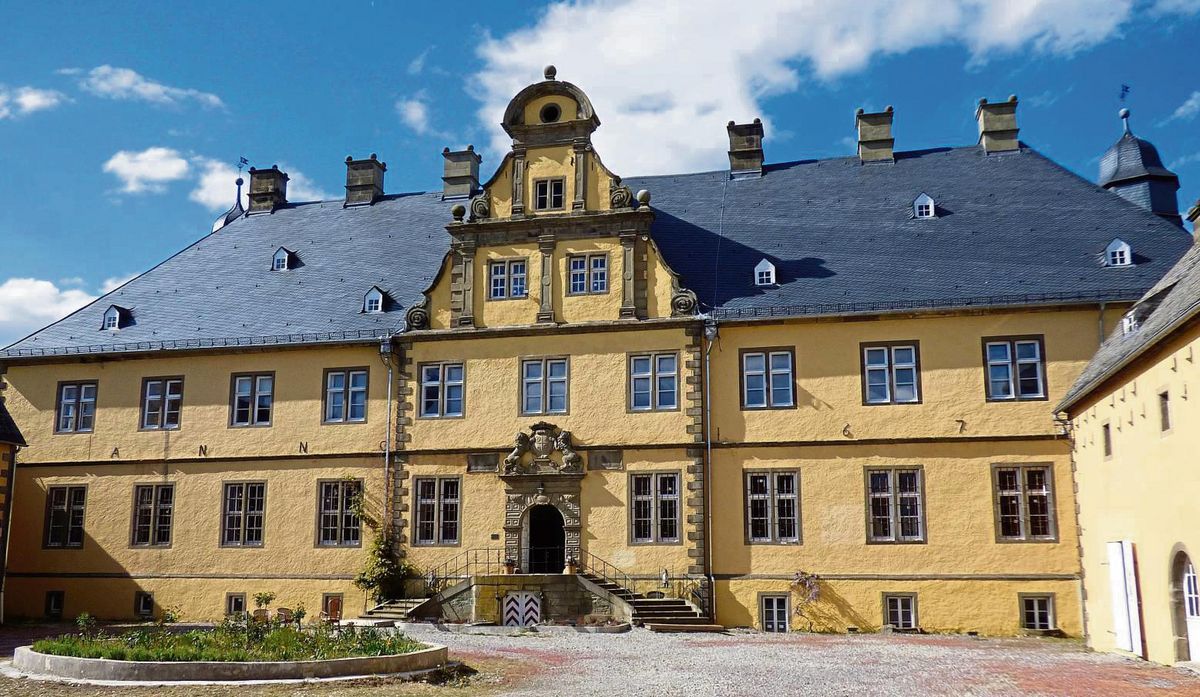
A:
[[855, 106, 894, 163], [247, 165, 289, 214], [345, 154, 386, 206], [975, 95, 1020, 154], [442, 145, 481, 200], [727, 119, 764, 179]]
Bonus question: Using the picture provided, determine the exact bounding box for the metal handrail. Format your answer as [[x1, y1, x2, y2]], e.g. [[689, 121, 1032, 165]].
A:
[[422, 548, 506, 595], [579, 550, 633, 594]]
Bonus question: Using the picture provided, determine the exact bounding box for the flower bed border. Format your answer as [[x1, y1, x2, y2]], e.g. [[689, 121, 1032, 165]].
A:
[[12, 643, 447, 682]]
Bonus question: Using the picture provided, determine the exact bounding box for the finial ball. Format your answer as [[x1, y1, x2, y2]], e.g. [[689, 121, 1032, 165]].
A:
[[451, 204, 467, 221], [544, 65, 557, 80], [1119, 107, 1130, 119], [635, 189, 651, 205]]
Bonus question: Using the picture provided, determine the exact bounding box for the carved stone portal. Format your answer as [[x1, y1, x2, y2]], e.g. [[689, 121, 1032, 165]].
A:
[[500, 422, 585, 570]]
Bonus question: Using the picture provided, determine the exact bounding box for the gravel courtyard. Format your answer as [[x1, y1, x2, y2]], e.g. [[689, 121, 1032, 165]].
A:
[[2, 623, 1199, 696]]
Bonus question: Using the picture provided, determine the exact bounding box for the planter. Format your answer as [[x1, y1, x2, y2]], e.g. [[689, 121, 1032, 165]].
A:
[[12, 643, 447, 683]]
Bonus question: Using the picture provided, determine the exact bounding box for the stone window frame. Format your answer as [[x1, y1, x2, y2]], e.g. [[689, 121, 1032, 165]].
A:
[[418, 361, 466, 419], [322, 367, 369, 425], [129, 483, 175, 548], [322, 593, 344, 620], [863, 466, 926, 545], [627, 350, 680, 413], [882, 592, 919, 631], [412, 476, 463, 547], [743, 469, 802, 545], [139, 376, 184, 431], [134, 591, 155, 619], [981, 335, 1048, 402], [990, 463, 1058, 543], [488, 258, 530, 301], [739, 347, 796, 410], [519, 356, 570, 416], [1019, 593, 1057, 631], [44, 590, 65, 619], [220, 481, 267, 548], [1158, 387, 1173, 434], [567, 253, 609, 296], [228, 372, 275, 428], [54, 380, 98, 434], [860, 341, 922, 405], [628, 471, 683, 545], [225, 593, 247, 616], [315, 479, 363, 548], [43, 484, 87, 549], [1101, 421, 1113, 458], [758, 592, 790, 633], [532, 177, 566, 211]]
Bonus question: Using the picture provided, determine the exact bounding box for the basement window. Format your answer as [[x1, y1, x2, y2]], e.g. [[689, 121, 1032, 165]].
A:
[[913, 193, 935, 218]]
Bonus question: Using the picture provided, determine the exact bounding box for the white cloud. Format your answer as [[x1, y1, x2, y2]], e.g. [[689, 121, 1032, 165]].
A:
[[472, 0, 1197, 175], [101, 274, 137, 293], [0, 278, 96, 347], [408, 47, 433, 75], [189, 157, 331, 211], [1168, 151, 1200, 170], [78, 65, 224, 108], [1165, 90, 1200, 124], [397, 92, 433, 135], [102, 147, 191, 194], [0, 85, 68, 119]]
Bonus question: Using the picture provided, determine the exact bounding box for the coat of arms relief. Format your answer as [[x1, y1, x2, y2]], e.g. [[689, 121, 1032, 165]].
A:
[[503, 421, 583, 475]]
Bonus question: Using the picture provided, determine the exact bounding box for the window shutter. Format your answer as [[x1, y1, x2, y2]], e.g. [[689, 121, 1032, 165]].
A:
[[1107, 540, 1143, 655]]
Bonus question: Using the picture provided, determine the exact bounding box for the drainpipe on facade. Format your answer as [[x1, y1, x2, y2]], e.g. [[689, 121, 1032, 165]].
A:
[[703, 317, 719, 622], [1098, 302, 1107, 345]]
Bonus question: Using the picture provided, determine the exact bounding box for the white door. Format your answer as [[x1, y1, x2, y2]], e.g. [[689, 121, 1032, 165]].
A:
[[1184, 562, 1200, 661], [502, 591, 540, 627], [1107, 540, 1143, 655]]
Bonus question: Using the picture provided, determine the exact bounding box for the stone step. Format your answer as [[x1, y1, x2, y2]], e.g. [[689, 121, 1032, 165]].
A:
[[644, 622, 725, 633], [635, 615, 709, 624], [633, 610, 702, 619]]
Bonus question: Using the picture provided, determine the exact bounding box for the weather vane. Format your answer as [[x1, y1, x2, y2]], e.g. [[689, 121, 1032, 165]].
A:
[[237, 156, 249, 173], [1119, 84, 1130, 102]]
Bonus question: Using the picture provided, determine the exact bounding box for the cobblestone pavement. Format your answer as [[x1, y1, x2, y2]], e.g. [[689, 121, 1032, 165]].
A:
[[1, 623, 1199, 696]]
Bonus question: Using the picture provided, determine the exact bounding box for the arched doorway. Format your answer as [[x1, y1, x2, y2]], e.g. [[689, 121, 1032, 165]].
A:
[[1171, 551, 1200, 661], [524, 505, 565, 573]]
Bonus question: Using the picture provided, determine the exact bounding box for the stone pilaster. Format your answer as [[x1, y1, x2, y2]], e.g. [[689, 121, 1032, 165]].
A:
[[619, 231, 637, 319], [537, 235, 556, 323], [572, 139, 588, 211], [456, 240, 476, 328], [511, 145, 526, 216]]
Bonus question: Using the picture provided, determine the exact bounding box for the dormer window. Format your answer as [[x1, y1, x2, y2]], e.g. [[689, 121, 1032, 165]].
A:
[[363, 287, 385, 314], [101, 303, 127, 331], [913, 193, 935, 219], [754, 259, 776, 286], [1122, 310, 1139, 335], [272, 247, 292, 271], [1105, 239, 1132, 267]]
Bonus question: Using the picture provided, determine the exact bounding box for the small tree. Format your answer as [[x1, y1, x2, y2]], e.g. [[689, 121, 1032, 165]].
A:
[[790, 570, 821, 631], [253, 592, 277, 610]]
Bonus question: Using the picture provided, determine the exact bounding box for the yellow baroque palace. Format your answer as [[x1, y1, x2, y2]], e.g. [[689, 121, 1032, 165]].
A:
[[1, 70, 1194, 639]]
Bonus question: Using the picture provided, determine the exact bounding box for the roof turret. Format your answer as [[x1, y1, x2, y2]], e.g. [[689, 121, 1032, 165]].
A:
[[1099, 109, 1182, 226]]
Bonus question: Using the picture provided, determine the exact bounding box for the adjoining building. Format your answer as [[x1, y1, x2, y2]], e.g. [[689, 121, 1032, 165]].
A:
[[1059, 182, 1200, 665], [0, 71, 1192, 636], [0, 397, 26, 621]]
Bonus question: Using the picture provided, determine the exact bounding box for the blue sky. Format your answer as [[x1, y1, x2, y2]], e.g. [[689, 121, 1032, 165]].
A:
[[2, 0, 1200, 345]]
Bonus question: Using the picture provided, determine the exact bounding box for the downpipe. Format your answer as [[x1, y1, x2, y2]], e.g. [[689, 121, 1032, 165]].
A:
[[703, 317, 719, 622]]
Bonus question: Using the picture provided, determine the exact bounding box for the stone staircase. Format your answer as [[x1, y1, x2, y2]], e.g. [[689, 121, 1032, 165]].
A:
[[579, 571, 723, 633], [361, 597, 426, 622]]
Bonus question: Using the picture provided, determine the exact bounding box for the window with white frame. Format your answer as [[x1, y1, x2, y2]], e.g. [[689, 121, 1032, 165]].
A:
[[1105, 239, 1132, 267], [56, 382, 98, 433], [230, 373, 273, 426], [1021, 595, 1055, 630], [363, 287, 384, 313], [741, 350, 794, 409], [913, 193, 935, 218], [521, 358, 568, 415], [533, 178, 565, 210], [984, 337, 1046, 400], [141, 378, 183, 430], [745, 471, 800, 543], [413, 477, 461, 545], [1121, 311, 1139, 335], [866, 468, 925, 543], [222, 482, 265, 547], [884, 594, 918, 630], [131, 484, 174, 547], [862, 343, 920, 404], [324, 369, 368, 423], [102, 306, 121, 330], [629, 353, 678, 411], [761, 595, 789, 632], [272, 248, 290, 271], [630, 472, 680, 543], [420, 363, 464, 417], [489, 260, 528, 299], [754, 259, 776, 286], [568, 254, 608, 294], [994, 465, 1055, 541], [317, 479, 361, 547]]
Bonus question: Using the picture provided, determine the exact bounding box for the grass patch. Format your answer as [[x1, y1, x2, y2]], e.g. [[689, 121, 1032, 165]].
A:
[[32, 614, 425, 662]]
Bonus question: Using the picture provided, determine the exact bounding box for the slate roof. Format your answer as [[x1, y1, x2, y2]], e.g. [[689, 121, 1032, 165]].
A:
[[0, 401, 25, 446], [1099, 132, 1177, 188], [1058, 241, 1200, 412], [626, 145, 1191, 319], [3, 143, 1192, 359]]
